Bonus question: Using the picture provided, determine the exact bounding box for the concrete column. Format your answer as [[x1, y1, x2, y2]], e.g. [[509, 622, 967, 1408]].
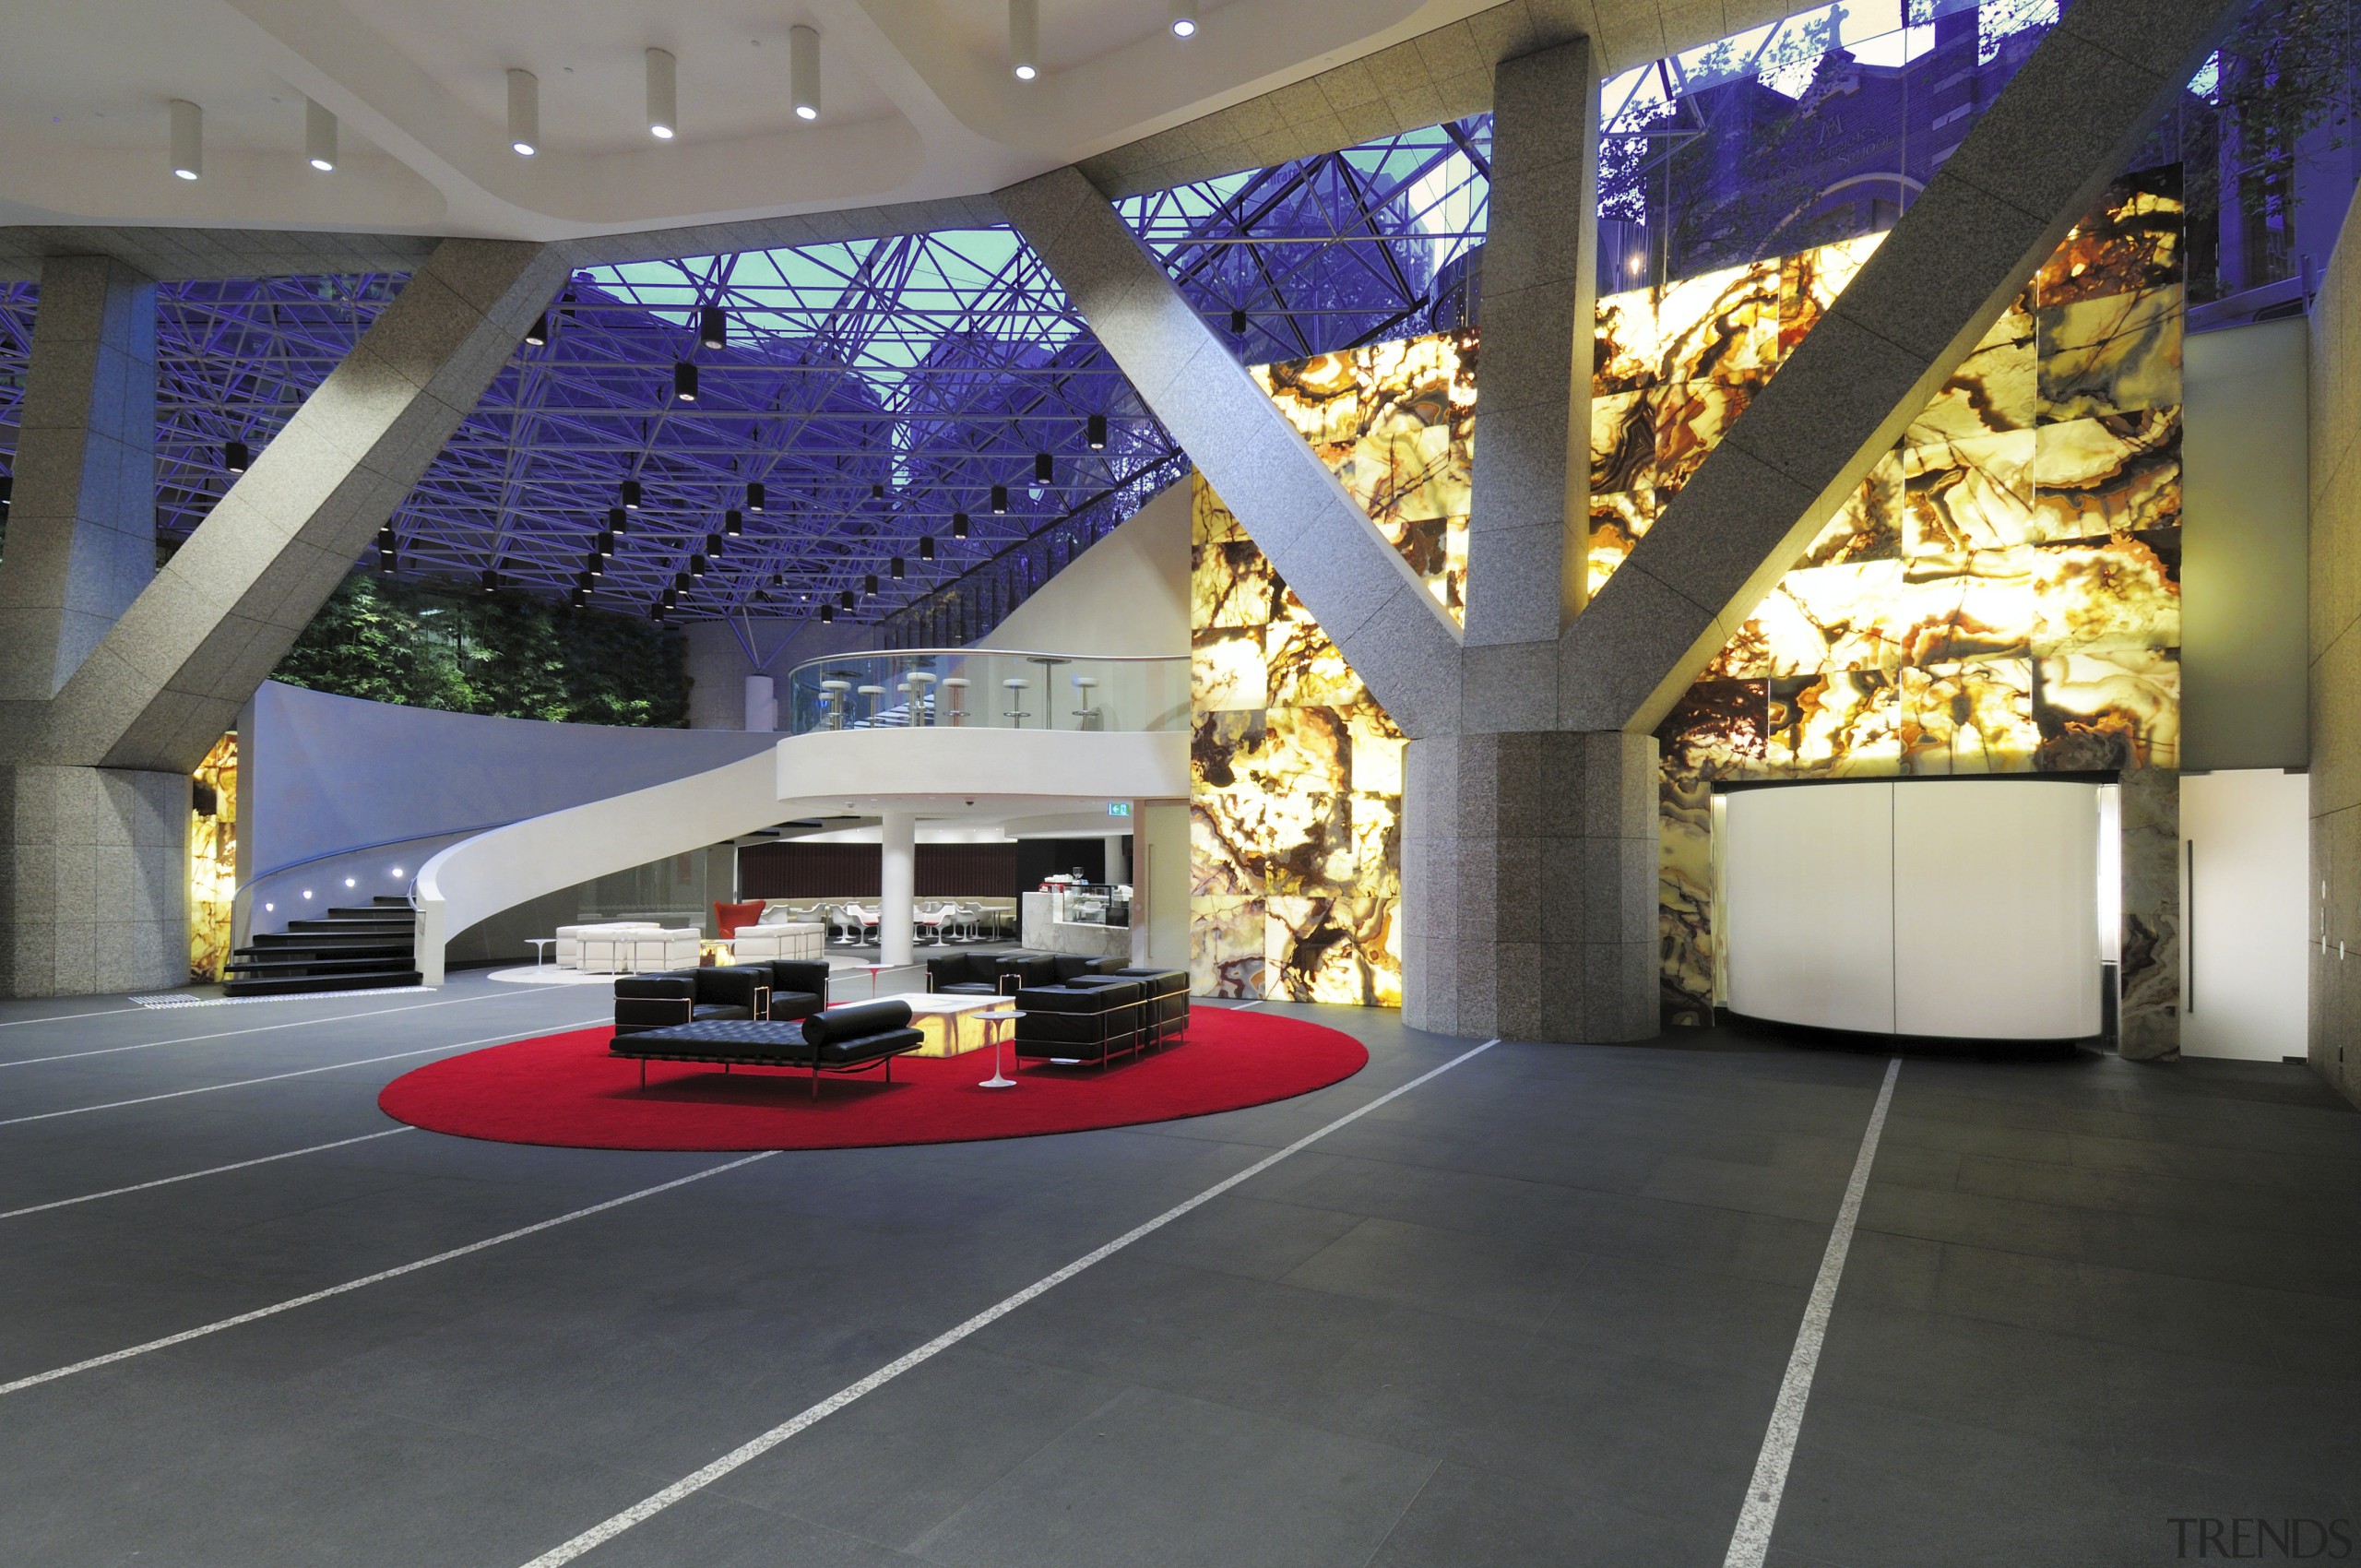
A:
[[997, 165, 1462, 738], [0, 765, 186, 997], [879, 810, 915, 968], [0, 255, 158, 704], [1402, 731, 1658, 1043], [1463, 36, 1596, 710], [743, 674, 777, 732]]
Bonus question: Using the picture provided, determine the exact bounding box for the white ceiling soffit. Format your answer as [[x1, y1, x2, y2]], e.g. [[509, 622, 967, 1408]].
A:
[[0, 0, 1810, 244]]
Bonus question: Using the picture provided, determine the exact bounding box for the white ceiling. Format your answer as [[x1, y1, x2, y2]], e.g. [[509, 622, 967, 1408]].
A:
[[0, 0, 1508, 241]]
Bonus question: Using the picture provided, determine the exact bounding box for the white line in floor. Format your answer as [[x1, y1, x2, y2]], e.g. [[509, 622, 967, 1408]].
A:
[[515, 1036, 1503, 1568], [1721, 1055, 1902, 1568], [0, 989, 533, 1070], [0, 1149, 777, 1398], [0, 1004, 149, 1029], [0, 1018, 603, 1128], [129, 985, 434, 1008], [0, 1128, 418, 1220]]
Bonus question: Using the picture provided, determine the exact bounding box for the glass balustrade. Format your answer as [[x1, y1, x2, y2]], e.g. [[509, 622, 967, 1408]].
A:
[[782, 649, 1188, 736]]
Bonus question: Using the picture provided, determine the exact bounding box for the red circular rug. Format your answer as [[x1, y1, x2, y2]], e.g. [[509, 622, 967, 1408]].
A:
[[377, 1008, 1367, 1151]]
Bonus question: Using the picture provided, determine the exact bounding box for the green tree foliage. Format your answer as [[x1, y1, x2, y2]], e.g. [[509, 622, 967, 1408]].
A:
[[272, 573, 689, 727]]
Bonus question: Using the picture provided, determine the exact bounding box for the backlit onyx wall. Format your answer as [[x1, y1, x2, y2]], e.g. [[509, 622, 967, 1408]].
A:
[[1198, 171, 2183, 1033], [1627, 170, 2183, 1042]]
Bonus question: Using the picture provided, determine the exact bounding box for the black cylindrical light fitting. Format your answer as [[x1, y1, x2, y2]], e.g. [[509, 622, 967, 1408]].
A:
[[1229, 306, 1247, 335], [952, 511, 970, 539], [608, 505, 628, 535], [569, 588, 587, 609], [705, 532, 724, 559], [1034, 450, 1053, 482], [662, 585, 679, 606], [673, 362, 698, 401], [649, 604, 665, 621], [222, 439, 249, 472], [584, 552, 603, 578], [862, 573, 879, 597], [890, 556, 906, 580], [820, 602, 836, 623], [839, 589, 855, 609], [1087, 412, 1107, 449], [621, 481, 641, 510], [699, 306, 726, 350], [481, 569, 499, 593], [919, 536, 935, 562], [990, 485, 1008, 513], [746, 481, 765, 512], [723, 508, 742, 536], [575, 570, 596, 590], [688, 552, 707, 578], [871, 482, 885, 500], [596, 529, 614, 556], [525, 314, 549, 347]]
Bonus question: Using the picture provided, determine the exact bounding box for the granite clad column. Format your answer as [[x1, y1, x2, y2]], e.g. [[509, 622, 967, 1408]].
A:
[[1403, 731, 1658, 1042], [0, 256, 184, 996]]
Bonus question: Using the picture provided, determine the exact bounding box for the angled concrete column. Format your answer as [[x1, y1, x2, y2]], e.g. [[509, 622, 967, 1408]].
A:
[[1462, 36, 1597, 731], [1402, 730, 1658, 1042], [0, 255, 158, 703], [997, 166, 1463, 738], [20, 239, 570, 776], [0, 240, 564, 998], [1555, 0, 2247, 734]]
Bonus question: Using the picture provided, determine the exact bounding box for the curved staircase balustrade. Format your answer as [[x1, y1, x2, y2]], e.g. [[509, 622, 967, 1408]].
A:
[[411, 725, 1189, 983]]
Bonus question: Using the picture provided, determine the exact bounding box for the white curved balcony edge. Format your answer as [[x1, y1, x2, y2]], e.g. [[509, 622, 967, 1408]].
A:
[[411, 726, 1190, 983]]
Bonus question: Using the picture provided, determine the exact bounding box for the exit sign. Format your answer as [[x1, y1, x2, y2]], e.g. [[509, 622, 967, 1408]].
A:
[[1108, 802, 1132, 816]]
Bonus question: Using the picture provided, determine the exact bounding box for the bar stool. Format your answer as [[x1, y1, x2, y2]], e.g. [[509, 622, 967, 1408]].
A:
[[819, 678, 850, 731], [907, 670, 938, 727], [1002, 676, 1030, 726], [941, 676, 969, 726], [857, 684, 884, 728], [1071, 674, 1102, 731]]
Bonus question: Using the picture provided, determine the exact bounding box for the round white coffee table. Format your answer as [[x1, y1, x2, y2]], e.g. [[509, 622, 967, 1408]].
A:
[[977, 1007, 1021, 1089]]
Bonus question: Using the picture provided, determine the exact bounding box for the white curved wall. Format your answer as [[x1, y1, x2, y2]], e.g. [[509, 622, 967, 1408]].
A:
[[413, 725, 1188, 981]]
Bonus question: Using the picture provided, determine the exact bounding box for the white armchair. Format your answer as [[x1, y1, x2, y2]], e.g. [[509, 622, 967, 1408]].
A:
[[555, 921, 659, 968], [734, 922, 825, 962]]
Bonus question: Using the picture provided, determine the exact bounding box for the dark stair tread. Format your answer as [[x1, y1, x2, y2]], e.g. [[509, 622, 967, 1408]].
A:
[[225, 955, 417, 975], [223, 970, 423, 997], [243, 936, 412, 953]]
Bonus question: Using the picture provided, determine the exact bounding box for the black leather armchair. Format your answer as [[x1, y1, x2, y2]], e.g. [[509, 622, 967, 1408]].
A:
[[612, 964, 771, 1037], [1011, 978, 1150, 1067]]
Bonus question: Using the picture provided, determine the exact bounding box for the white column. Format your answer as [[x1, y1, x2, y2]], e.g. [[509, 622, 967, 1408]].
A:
[[1127, 802, 1147, 968], [743, 674, 777, 731], [879, 810, 916, 969]]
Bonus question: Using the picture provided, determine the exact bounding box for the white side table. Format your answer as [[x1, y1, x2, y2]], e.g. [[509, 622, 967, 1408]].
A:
[[526, 938, 554, 967], [977, 1007, 1021, 1089]]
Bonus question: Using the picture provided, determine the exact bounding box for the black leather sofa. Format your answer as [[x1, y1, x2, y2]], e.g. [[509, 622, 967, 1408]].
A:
[[613, 964, 772, 1037], [613, 960, 831, 1038], [926, 951, 1125, 996], [608, 999, 925, 1098]]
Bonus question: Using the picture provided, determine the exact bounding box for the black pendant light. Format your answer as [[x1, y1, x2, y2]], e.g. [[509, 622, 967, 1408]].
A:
[[1087, 412, 1107, 449], [698, 306, 726, 349], [222, 439, 250, 472], [621, 480, 642, 511], [723, 508, 742, 537], [673, 362, 698, 401], [919, 536, 935, 562], [990, 484, 1008, 514], [952, 511, 970, 539], [609, 505, 629, 536], [524, 314, 549, 347], [1034, 450, 1053, 482], [746, 481, 765, 512], [890, 556, 906, 580]]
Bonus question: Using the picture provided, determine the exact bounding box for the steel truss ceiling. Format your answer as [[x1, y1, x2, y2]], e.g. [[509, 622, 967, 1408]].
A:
[[0, 115, 1490, 639]]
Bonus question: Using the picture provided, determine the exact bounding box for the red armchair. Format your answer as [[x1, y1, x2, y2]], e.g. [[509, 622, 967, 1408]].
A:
[[713, 900, 766, 939]]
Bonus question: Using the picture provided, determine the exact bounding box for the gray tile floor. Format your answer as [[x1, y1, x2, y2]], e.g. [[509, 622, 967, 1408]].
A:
[[0, 976, 2355, 1566]]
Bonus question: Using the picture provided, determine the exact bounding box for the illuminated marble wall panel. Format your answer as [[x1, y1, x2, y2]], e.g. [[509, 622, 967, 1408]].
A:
[[190, 732, 237, 984], [1629, 170, 2186, 1043], [1188, 482, 1405, 1003], [1251, 332, 1476, 624]]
